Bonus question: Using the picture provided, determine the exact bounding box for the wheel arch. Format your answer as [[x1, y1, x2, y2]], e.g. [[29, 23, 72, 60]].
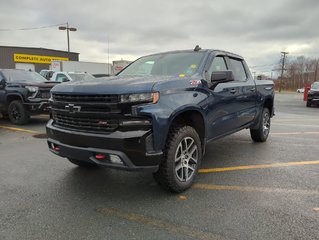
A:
[[167, 108, 206, 153], [263, 97, 274, 117], [6, 94, 24, 104]]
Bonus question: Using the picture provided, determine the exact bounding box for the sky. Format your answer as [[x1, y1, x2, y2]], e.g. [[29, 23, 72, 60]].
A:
[[1, 0, 319, 76]]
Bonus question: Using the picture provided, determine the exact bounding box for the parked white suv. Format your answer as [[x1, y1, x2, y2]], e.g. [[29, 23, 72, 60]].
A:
[[50, 72, 95, 82]]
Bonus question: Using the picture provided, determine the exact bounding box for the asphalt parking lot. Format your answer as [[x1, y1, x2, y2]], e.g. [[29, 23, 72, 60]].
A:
[[0, 92, 318, 240]]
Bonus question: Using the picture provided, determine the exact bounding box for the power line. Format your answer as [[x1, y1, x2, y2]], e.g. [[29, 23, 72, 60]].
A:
[[0, 23, 67, 32], [249, 63, 277, 69]]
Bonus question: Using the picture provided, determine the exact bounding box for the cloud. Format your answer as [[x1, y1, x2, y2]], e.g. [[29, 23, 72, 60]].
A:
[[0, 0, 318, 76]]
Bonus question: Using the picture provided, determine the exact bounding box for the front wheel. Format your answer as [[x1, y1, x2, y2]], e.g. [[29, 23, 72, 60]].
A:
[[250, 108, 271, 142], [306, 101, 312, 107], [8, 100, 30, 125], [153, 125, 202, 193]]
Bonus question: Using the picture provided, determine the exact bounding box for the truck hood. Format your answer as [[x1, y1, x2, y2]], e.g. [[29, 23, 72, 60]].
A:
[[51, 75, 176, 95], [7, 81, 58, 88]]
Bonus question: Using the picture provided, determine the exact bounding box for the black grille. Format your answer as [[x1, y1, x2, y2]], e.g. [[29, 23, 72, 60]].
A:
[[52, 94, 120, 103], [51, 103, 121, 114], [52, 113, 119, 133], [40, 91, 51, 99]]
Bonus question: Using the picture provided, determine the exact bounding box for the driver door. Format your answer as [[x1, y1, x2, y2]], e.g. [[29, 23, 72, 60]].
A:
[[203, 55, 240, 140]]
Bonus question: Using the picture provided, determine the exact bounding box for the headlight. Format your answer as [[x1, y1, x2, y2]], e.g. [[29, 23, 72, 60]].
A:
[[25, 86, 39, 93], [120, 92, 159, 104]]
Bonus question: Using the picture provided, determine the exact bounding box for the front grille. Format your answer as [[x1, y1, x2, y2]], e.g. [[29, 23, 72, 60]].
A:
[[40, 91, 51, 99], [51, 93, 151, 134], [52, 94, 120, 103], [35, 88, 52, 99], [52, 103, 121, 114], [52, 113, 119, 133]]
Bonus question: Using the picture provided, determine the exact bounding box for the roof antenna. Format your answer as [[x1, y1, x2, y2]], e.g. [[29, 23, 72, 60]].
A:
[[194, 45, 201, 51]]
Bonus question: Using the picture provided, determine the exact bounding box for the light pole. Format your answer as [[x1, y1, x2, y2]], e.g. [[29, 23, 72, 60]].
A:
[[59, 22, 77, 52]]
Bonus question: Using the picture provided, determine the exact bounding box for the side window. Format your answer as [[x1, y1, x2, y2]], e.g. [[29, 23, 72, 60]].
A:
[[228, 58, 247, 81], [56, 74, 67, 82], [208, 56, 227, 75]]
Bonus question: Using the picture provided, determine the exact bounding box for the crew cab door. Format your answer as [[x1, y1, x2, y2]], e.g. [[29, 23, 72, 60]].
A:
[[203, 55, 256, 140], [225, 56, 257, 128]]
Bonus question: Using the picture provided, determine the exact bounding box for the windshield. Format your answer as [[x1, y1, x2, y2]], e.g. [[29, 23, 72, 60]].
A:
[[2, 69, 47, 83], [311, 82, 319, 90], [68, 73, 95, 81], [118, 52, 205, 77]]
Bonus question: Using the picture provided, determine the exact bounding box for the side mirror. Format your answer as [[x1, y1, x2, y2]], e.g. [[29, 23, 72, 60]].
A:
[[62, 77, 70, 82], [211, 70, 235, 83], [0, 78, 6, 89]]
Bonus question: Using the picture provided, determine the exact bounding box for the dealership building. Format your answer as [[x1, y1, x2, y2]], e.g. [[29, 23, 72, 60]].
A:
[[0, 46, 79, 72]]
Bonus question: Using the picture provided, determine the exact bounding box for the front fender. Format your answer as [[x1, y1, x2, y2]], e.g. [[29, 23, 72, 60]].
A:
[[136, 102, 206, 151], [134, 88, 208, 152]]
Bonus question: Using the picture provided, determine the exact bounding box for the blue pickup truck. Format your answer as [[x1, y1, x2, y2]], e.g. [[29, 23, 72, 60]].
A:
[[46, 47, 275, 192]]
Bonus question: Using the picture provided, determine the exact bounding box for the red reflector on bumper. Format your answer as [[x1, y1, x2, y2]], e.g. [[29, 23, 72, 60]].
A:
[[95, 154, 106, 160]]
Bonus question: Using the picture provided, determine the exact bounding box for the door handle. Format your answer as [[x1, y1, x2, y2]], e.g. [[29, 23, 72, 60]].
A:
[[249, 87, 256, 92], [230, 89, 236, 94]]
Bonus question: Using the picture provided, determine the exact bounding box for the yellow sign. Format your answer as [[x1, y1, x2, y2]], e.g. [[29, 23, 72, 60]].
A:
[[14, 54, 69, 64]]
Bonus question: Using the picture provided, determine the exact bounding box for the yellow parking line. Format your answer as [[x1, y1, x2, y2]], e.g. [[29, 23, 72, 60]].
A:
[[274, 119, 319, 122], [199, 160, 319, 173], [272, 132, 319, 135], [193, 184, 319, 195], [97, 208, 227, 240], [272, 123, 319, 128], [0, 125, 41, 134]]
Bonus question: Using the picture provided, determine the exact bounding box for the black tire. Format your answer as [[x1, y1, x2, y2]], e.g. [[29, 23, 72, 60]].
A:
[[250, 108, 271, 142], [7, 100, 30, 125], [68, 158, 98, 168], [153, 125, 202, 193], [306, 101, 312, 107]]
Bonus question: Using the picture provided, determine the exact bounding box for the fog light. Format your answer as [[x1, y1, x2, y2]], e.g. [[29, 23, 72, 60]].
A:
[[110, 154, 123, 165]]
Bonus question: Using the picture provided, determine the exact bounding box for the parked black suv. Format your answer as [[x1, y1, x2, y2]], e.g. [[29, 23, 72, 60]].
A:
[[0, 69, 57, 124], [306, 81, 319, 107]]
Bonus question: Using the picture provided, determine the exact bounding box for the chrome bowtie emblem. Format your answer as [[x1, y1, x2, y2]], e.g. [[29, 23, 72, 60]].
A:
[[65, 104, 81, 113]]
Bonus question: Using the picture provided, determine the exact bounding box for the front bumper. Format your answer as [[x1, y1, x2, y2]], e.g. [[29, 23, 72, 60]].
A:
[[46, 119, 163, 172], [308, 95, 319, 103], [24, 100, 50, 113]]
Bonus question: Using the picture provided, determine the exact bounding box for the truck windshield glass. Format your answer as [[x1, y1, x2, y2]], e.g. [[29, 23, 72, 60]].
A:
[[311, 82, 319, 89], [68, 73, 95, 81], [118, 52, 205, 77], [2, 70, 47, 83]]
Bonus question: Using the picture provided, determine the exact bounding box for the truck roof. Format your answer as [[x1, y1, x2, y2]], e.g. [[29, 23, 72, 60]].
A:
[[142, 49, 244, 60]]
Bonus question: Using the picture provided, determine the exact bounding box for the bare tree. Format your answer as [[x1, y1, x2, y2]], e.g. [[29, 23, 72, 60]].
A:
[[281, 56, 319, 91]]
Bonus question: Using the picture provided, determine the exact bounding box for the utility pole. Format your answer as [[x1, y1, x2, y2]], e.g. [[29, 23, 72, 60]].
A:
[[279, 51, 288, 92]]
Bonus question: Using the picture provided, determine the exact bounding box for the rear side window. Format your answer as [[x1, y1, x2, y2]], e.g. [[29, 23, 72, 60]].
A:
[[229, 58, 247, 81]]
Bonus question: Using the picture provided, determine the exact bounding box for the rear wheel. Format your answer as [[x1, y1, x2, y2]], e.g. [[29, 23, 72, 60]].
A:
[[8, 100, 30, 125], [250, 107, 271, 142], [153, 125, 202, 193], [67, 158, 98, 168]]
